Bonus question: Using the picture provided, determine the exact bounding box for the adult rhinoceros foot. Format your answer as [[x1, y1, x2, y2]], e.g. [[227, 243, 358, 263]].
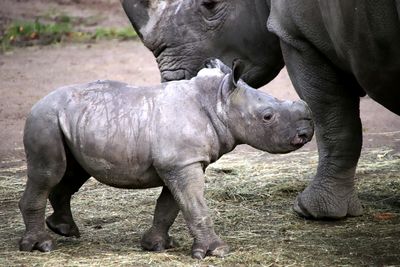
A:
[[19, 231, 56, 252], [293, 182, 363, 219]]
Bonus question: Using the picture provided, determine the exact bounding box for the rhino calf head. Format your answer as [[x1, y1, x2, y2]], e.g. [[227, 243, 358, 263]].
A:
[[206, 58, 314, 154]]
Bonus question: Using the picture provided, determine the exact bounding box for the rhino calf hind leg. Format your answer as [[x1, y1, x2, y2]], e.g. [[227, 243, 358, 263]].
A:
[[19, 114, 67, 252], [19, 179, 61, 252], [141, 186, 180, 251], [46, 151, 90, 238]]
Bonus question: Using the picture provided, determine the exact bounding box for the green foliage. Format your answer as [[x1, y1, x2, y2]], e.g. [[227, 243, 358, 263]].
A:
[[0, 17, 137, 52], [1, 20, 72, 50], [93, 27, 137, 40]]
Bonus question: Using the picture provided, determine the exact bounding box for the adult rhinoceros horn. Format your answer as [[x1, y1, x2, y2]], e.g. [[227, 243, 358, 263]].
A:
[[121, 0, 152, 39]]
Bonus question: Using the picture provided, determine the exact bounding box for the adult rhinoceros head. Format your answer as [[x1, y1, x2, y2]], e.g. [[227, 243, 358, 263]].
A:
[[122, 0, 284, 88]]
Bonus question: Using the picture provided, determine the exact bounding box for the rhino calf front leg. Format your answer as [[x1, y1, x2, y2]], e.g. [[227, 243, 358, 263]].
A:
[[141, 186, 180, 251], [159, 164, 228, 259]]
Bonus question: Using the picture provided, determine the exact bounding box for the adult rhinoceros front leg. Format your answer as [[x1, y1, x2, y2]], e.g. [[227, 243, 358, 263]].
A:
[[281, 42, 364, 219], [158, 164, 228, 259]]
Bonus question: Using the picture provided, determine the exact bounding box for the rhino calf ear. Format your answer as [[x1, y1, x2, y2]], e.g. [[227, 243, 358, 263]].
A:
[[204, 58, 216, 69], [232, 59, 246, 87], [204, 58, 232, 74]]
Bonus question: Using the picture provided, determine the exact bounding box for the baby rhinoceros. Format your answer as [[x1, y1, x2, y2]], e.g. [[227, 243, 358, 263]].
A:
[[19, 59, 313, 259]]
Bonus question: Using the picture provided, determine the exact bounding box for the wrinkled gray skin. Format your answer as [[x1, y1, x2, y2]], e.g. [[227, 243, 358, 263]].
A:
[[19, 59, 313, 259], [122, 0, 400, 219]]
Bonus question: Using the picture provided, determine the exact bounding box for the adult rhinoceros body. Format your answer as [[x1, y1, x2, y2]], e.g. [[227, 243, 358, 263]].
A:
[[19, 60, 313, 259], [122, 0, 400, 219]]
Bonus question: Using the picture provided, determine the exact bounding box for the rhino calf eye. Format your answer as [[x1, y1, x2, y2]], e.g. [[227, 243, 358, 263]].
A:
[[263, 113, 273, 121]]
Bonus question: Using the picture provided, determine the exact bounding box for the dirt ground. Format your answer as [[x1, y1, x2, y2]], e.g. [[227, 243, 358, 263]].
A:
[[0, 0, 400, 266]]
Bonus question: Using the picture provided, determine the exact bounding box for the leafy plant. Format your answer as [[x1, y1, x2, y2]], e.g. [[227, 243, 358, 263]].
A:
[[1, 20, 72, 50], [1, 18, 137, 52], [93, 27, 137, 40]]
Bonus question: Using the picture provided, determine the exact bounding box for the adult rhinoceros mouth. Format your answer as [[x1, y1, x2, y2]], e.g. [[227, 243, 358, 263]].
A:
[[161, 69, 196, 82], [155, 46, 203, 82], [161, 69, 186, 82]]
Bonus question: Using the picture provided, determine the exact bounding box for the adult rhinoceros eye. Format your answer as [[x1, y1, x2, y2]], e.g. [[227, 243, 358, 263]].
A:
[[202, 0, 217, 10], [199, 0, 227, 29]]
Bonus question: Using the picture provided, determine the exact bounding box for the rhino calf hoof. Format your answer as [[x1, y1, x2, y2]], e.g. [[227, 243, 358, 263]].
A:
[[192, 240, 229, 259], [19, 232, 56, 252], [208, 245, 229, 258], [46, 214, 81, 238], [141, 229, 177, 251]]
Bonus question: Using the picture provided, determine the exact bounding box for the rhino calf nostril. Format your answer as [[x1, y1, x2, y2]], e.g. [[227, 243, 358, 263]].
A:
[[298, 132, 308, 140], [297, 128, 309, 139]]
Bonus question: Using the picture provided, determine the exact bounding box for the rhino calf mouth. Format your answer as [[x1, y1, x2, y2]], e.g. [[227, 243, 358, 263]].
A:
[[291, 136, 308, 148], [290, 127, 313, 148]]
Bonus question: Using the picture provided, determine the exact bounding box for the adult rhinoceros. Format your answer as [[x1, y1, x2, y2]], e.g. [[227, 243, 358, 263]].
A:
[[122, 0, 400, 219]]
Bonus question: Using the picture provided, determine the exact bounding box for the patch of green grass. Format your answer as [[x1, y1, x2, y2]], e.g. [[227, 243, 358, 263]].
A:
[[1, 17, 137, 52], [92, 27, 137, 41], [1, 20, 72, 50]]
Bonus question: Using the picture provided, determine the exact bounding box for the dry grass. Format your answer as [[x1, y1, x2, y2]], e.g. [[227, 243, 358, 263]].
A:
[[0, 146, 399, 266]]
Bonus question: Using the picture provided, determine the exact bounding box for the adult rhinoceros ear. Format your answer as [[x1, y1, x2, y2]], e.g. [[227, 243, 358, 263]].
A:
[[232, 59, 246, 87]]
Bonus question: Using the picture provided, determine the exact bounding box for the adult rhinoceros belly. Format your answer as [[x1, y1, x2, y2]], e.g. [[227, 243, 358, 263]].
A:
[[58, 81, 163, 188], [318, 0, 400, 112]]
